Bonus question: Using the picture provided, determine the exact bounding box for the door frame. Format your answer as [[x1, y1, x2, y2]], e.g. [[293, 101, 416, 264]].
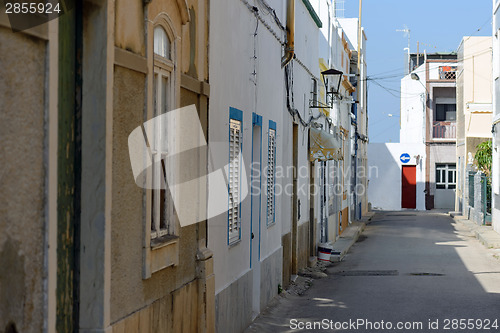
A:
[[250, 112, 262, 316]]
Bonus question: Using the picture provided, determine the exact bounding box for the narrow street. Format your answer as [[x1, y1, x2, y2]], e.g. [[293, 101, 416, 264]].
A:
[[246, 211, 500, 332]]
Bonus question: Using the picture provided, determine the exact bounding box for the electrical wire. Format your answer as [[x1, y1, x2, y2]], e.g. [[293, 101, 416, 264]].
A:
[[284, 62, 329, 128]]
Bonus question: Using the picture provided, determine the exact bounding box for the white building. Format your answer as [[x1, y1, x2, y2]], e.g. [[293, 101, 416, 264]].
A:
[[368, 143, 426, 211], [492, 0, 500, 233], [208, 0, 325, 330], [401, 53, 458, 210], [310, 1, 368, 245], [369, 52, 457, 211]]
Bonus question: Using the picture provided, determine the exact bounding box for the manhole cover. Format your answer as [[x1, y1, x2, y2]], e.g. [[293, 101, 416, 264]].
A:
[[408, 272, 445, 276], [332, 270, 399, 276]]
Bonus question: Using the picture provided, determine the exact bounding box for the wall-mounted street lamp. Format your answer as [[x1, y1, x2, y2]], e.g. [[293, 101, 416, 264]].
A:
[[310, 68, 343, 108]]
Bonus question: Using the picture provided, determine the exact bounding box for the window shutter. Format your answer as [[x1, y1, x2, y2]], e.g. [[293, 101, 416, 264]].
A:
[[228, 118, 242, 243], [267, 128, 276, 225]]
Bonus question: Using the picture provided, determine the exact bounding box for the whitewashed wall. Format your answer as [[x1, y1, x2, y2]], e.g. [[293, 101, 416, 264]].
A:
[[368, 143, 426, 211], [400, 65, 427, 144], [208, 0, 285, 301]]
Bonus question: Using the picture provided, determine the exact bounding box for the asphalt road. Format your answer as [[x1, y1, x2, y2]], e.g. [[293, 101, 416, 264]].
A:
[[245, 211, 500, 333]]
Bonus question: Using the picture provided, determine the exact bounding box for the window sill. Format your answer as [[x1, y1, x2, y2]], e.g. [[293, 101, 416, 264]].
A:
[[228, 239, 241, 248], [151, 234, 179, 250], [148, 235, 179, 276], [267, 221, 276, 228]]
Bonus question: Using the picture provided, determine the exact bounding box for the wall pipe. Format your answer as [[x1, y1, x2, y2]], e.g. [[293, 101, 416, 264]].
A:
[[281, 0, 295, 68]]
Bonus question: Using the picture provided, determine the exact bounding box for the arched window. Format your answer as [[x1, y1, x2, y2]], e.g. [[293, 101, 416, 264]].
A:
[[150, 23, 176, 240], [153, 26, 171, 60]]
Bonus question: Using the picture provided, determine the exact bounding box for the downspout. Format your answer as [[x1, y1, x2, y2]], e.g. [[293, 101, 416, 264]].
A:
[[281, 0, 295, 68]]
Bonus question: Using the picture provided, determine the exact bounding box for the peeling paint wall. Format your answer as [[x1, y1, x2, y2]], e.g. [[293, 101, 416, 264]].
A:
[[0, 26, 46, 333]]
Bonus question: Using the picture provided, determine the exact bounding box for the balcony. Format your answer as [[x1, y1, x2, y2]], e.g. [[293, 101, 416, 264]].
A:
[[433, 121, 456, 139], [438, 66, 457, 80]]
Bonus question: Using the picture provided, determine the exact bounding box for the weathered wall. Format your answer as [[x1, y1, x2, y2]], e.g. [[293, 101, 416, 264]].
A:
[[0, 26, 46, 332], [281, 232, 292, 288], [110, 65, 202, 320], [111, 279, 200, 332], [110, 66, 147, 322], [109, 63, 209, 333], [115, 0, 145, 55], [259, 247, 282, 309], [215, 270, 252, 333], [297, 222, 310, 270]]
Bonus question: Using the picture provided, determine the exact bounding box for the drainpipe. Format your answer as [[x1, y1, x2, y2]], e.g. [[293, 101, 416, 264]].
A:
[[281, 0, 295, 68]]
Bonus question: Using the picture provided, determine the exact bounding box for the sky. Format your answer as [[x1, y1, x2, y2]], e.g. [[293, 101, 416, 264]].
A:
[[343, 0, 493, 143]]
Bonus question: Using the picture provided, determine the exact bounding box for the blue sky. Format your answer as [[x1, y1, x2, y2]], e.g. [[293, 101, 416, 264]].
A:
[[344, 0, 493, 143]]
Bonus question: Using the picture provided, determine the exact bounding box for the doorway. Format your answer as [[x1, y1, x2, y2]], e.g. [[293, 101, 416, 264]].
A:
[[402, 165, 416, 209], [250, 113, 262, 317]]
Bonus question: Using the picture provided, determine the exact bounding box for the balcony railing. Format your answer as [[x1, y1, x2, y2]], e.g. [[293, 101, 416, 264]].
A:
[[439, 66, 457, 80], [433, 121, 456, 139]]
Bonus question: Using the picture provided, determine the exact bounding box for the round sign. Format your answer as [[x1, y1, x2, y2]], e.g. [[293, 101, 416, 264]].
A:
[[400, 153, 411, 163]]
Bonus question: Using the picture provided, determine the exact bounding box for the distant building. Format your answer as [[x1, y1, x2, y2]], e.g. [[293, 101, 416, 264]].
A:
[[369, 52, 457, 211], [401, 52, 458, 210]]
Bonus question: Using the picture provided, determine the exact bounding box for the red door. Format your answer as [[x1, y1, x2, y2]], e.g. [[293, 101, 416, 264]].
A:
[[402, 166, 416, 209]]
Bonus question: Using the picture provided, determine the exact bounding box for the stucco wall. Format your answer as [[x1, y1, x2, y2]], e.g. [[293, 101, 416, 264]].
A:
[[368, 143, 426, 211], [0, 26, 46, 332], [259, 247, 282, 310], [215, 270, 252, 333], [400, 67, 426, 144]]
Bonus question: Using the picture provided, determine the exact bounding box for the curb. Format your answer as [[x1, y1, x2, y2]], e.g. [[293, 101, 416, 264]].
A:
[[329, 219, 368, 262], [451, 213, 500, 249]]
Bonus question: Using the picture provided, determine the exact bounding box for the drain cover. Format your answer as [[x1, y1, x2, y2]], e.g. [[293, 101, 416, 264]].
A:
[[408, 272, 445, 276], [332, 270, 398, 276]]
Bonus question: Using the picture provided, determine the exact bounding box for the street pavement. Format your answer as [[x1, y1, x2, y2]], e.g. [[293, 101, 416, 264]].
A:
[[245, 211, 500, 333]]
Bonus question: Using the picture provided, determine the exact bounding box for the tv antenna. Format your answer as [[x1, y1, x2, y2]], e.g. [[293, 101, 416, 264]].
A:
[[396, 25, 411, 74], [396, 25, 410, 52]]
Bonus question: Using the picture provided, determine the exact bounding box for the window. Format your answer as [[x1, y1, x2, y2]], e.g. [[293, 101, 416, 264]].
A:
[[436, 164, 456, 189], [228, 108, 243, 244], [267, 121, 277, 225], [154, 26, 171, 59], [151, 24, 175, 241], [435, 104, 456, 121]]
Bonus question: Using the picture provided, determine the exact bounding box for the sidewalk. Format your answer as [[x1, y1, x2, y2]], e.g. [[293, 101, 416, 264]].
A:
[[244, 212, 374, 333], [329, 211, 374, 262], [450, 212, 500, 248]]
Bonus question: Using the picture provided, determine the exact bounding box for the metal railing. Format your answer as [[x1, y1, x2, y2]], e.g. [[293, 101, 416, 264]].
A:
[[433, 121, 456, 139], [481, 174, 492, 225]]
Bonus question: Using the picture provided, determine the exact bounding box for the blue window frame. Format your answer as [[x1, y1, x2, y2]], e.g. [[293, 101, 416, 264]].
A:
[[228, 107, 243, 244], [267, 120, 277, 225]]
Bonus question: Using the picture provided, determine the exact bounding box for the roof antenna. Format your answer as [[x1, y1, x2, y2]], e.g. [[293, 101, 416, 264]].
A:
[[396, 25, 411, 74]]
